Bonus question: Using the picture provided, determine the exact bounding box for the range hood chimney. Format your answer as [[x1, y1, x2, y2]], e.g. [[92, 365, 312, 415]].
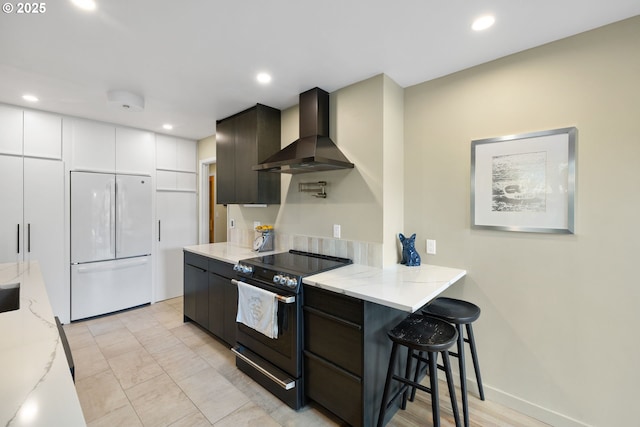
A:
[[252, 87, 354, 174]]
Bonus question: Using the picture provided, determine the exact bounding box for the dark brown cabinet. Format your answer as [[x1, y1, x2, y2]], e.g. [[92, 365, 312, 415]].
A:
[[216, 104, 281, 205], [184, 251, 209, 327], [208, 257, 237, 345], [303, 285, 408, 427], [183, 251, 237, 346]]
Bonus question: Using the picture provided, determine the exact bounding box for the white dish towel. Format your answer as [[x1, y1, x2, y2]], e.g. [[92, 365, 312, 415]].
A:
[[236, 281, 278, 339]]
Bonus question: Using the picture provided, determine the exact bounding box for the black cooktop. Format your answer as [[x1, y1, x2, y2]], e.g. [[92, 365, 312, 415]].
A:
[[241, 250, 352, 277]]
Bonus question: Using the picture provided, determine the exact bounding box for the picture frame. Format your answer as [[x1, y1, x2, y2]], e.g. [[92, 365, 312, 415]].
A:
[[471, 127, 576, 234]]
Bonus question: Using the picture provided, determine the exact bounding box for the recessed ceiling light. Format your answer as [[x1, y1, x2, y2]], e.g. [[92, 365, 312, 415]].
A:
[[472, 15, 495, 31], [71, 0, 96, 11], [162, 124, 173, 130], [22, 94, 38, 102], [256, 72, 272, 84]]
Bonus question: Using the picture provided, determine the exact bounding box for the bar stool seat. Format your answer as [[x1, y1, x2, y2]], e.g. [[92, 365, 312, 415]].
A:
[[377, 313, 461, 427], [423, 297, 484, 427]]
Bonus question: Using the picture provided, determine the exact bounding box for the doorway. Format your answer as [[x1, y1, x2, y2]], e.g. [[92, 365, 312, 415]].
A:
[[209, 175, 215, 243]]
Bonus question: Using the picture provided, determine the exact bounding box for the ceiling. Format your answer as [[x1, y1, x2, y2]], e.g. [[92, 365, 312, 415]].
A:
[[1, 1, 639, 141]]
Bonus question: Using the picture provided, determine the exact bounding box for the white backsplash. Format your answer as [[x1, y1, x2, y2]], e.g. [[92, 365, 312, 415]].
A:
[[228, 228, 383, 267]]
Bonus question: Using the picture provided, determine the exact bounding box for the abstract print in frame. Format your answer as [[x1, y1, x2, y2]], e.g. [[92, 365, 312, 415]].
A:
[[471, 127, 576, 233]]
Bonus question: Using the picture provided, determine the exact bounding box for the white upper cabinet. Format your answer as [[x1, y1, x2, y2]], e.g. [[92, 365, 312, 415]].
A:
[[0, 105, 23, 156], [176, 138, 197, 172], [67, 118, 155, 175], [23, 110, 62, 159], [156, 134, 196, 173], [116, 127, 155, 175], [67, 118, 116, 172]]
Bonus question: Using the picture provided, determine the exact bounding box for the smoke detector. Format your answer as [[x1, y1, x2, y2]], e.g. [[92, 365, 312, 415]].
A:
[[107, 90, 145, 111]]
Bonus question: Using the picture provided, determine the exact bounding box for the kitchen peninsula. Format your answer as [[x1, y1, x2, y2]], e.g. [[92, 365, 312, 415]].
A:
[[0, 262, 85, 427], [184, 242, 466, 426]]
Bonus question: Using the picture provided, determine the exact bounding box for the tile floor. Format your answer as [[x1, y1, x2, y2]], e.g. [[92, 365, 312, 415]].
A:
[[64, 297, 547, 427]]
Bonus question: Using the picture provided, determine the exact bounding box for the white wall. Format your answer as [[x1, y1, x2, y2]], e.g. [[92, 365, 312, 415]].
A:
[[403, 16, 640, 427]]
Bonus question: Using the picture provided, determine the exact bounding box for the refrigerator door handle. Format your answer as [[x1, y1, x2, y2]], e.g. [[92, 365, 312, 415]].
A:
[[27, 223, 31, 252], [158, 220, 161, 242], [17, 224, 20, 254], [110, 180, 116, 257], [76, 257, 149, 273]]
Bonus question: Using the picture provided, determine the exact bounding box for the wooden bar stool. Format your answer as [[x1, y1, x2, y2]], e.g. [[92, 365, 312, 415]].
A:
[[423, 297, 485, 427], [377, 313, 461, 427]]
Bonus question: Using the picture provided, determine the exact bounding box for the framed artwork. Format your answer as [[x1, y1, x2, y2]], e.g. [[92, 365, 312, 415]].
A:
[[471, 127, 576, 233]]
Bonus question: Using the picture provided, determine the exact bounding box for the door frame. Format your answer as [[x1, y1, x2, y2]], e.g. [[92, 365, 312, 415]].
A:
[[198, 156, 216, 244]]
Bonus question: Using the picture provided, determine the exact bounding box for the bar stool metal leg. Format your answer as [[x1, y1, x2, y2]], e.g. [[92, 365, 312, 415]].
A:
[[428, 351, 440, 427], [466, 323, 485, 400], [401, 348, 414, 410], [456, 323, 470, 427], [442, 350, 461, 427]]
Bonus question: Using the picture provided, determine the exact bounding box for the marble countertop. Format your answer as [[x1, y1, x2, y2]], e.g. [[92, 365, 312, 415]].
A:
[[0, 262, 86, 427], [184, 243, 277, 264], [184, 243, 466, 313], [303, 263, 466, 313]]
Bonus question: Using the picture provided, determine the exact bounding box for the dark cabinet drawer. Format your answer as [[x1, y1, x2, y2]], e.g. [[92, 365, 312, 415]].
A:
[[305, 351, 362, 427], [304, 306, 363, 377], [209, 257, 235, 279], [184, 251, 208, 270], [304, 285, 363, 325]]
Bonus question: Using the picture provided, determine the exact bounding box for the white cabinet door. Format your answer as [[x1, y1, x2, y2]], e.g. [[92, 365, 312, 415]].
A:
[[156, 191, 197, 301], [156, 135, 196, 172], [156, 134, 176, 170], [0, 155, 23, 263], [116, 127, 154, 175], [23, 110, 62, 160], [176, 138, 197, 173], [23, 158, 66, 322], [176, 172, 197, 191], [68, 118, 116, 172], [0, 105, 23, 156]]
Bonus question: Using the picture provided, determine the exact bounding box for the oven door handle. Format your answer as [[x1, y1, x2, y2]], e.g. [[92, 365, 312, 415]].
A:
[[231, 347, 295, 390], [231, 279, 296, 304]]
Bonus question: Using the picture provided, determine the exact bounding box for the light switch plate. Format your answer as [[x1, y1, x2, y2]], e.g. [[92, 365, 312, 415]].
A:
[[426, 239, 436, 255], [333, 224, 341, 238]]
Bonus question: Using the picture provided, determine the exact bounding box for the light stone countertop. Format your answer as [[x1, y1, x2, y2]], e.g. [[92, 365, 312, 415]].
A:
[[184, 243, 277, 264], [302, 263, 466, 312], [184, 243, 466, 313], [0, 262, 86, 427]]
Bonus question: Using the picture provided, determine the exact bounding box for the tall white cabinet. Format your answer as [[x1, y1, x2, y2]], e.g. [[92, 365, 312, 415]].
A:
[[155, 135, 197, 301], [0, 105, 66, 322]]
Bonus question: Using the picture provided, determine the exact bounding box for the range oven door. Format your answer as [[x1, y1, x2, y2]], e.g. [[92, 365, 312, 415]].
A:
[[232, 278, 304, 409]]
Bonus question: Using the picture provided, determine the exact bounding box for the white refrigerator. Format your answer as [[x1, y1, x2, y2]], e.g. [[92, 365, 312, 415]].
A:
[[71, 171, 152, 320]]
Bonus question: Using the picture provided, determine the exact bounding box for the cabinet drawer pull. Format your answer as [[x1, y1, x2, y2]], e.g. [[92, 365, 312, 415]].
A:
[[303, 306, 362, 331], [17, 224, 20, 254]]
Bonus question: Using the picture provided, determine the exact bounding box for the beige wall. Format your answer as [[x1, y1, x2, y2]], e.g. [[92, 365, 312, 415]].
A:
[[404, 16, 640, 427]]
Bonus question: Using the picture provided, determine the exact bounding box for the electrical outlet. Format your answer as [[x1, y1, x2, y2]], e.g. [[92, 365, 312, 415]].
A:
[[230, 218, 235, 229], [253, 221, 261, 229], [426, 239, 436, 255], [333, 224, 341, 239]]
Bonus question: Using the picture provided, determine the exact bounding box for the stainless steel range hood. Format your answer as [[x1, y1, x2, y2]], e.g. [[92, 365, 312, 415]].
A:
[[252, 88, 354, 174]]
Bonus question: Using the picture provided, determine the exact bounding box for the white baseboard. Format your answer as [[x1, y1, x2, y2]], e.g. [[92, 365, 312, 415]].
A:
[[466, 379, 592, 427]]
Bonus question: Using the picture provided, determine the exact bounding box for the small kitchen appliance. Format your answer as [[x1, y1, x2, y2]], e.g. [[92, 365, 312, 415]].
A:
[[253, 225, 274, 252]]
